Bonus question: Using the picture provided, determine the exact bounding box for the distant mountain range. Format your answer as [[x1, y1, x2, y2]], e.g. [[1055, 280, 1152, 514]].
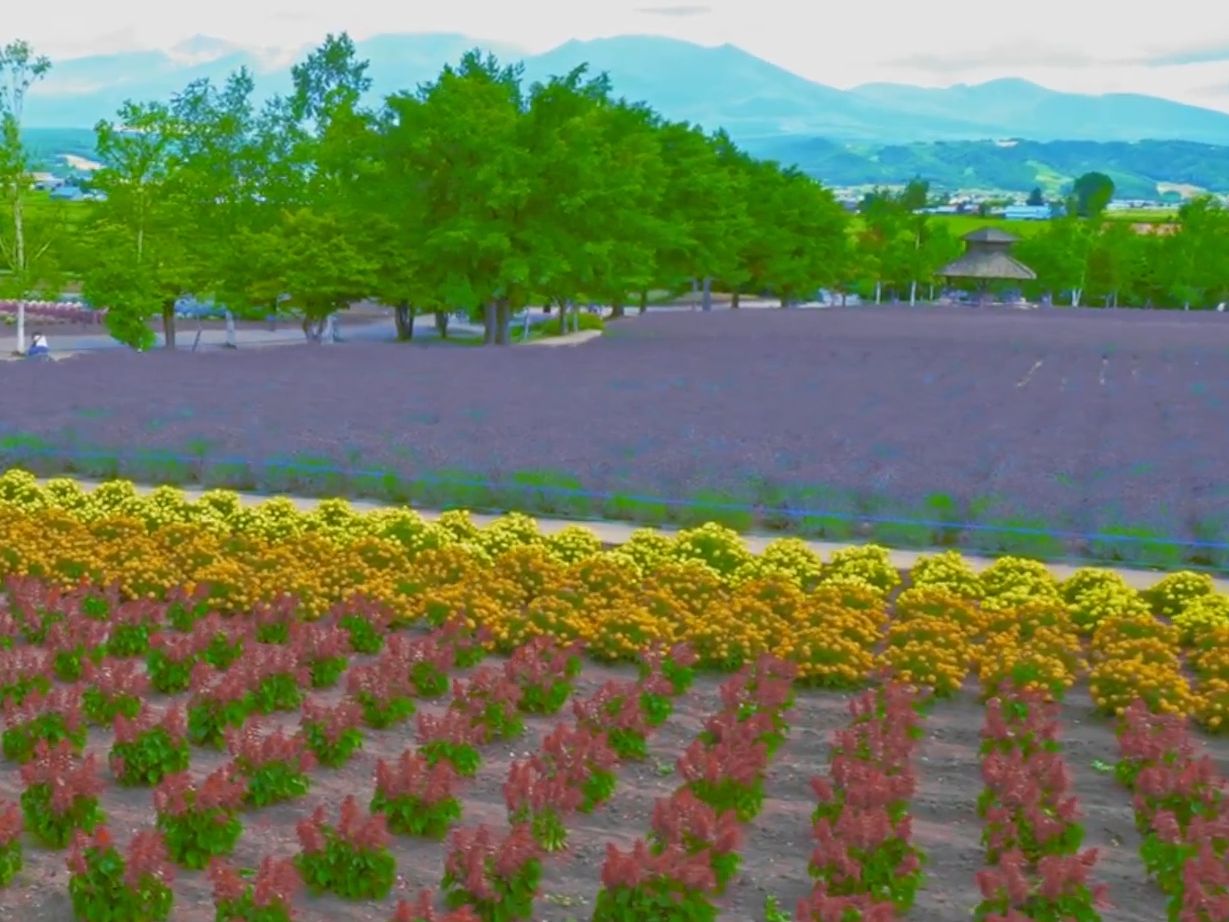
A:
[[22, 32, 1229, 196]]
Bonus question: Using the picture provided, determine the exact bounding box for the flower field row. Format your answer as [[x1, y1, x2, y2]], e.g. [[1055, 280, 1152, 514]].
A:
[[1114, 701, 1229, 920], [0, 470, 1228, 716], [799, 682, 926, 920], [593, 655, 796, 921], [974, 687, 1108, 921]]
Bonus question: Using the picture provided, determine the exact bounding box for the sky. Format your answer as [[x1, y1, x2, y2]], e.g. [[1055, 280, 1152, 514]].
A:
[[6, 0, 1229, 111]]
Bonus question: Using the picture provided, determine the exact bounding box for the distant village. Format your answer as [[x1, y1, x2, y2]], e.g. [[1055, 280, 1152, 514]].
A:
[[833, 186, 1229, 221], [28, 153, 107, 202]]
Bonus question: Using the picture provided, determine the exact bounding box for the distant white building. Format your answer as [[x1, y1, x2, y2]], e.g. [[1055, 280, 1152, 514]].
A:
[[1003, 205, 1052, 221]]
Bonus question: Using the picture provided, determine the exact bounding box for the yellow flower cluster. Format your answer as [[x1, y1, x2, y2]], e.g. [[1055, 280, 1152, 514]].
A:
[[894, 586, 988, 636], [884, 615, 970, 696], [908, 550, 983, 599], [1192, 679, 1229, 733], [819, 545, 900, 595], [1173, 594, 1229, 646], [977, 557, 1061, 613], [1144, 570, 1215, 618], [1060, 568, 1150, 635], [1190, 627, 1229, 681], [1188, 625, 1229, 733], [977, 602, 1084, 700]]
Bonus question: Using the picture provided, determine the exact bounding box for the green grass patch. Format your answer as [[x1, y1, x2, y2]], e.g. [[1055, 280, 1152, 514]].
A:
[[501, 469, 592, 518]]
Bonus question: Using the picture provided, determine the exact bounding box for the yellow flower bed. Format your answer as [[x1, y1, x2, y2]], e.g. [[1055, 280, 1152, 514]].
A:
[[0, 468, 1225, 715]]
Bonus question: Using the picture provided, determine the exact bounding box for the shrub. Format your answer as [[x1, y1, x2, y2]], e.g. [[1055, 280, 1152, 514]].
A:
[[225, 723, 315, 808], [1173, 594, 1229, 645], [442, 824, 542, 922], [0, 799, 21, 888], [109, 706, 190, 786], [820, 545, 900, 595], [67, 827, 175, 922], [1144, 571, 1215, 618], [209, 856, 300, 922], [372, 751, 463, 839], [3, 685, 87, 763], [296, 796, 396, 900], [300, 699, 364, 768], [154, 767, 247, 869], [20, 741, 105, 848]]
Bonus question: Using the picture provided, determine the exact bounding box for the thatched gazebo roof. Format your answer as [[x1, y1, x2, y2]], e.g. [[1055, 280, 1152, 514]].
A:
[[939, 227, 1037, 281]]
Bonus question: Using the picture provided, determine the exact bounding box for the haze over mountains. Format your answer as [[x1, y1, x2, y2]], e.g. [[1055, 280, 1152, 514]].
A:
[[23, 32, 1229, 195]]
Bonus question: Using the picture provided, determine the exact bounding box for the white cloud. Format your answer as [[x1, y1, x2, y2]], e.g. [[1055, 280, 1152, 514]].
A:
[[5, 0, 1229, 110]]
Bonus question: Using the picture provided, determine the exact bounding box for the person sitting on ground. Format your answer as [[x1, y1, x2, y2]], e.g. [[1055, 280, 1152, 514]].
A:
[[27, 332, 50, 358]]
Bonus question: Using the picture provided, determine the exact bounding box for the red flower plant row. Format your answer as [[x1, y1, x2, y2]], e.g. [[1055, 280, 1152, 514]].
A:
[[1114, 699, 1229, 920], [797, 681, 926, 922], [973, 685, 1108, 922], [592, 654, 797, 922]]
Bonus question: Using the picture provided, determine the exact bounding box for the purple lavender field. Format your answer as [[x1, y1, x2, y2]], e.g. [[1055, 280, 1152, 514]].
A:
[[4, 305, 1229, 563]]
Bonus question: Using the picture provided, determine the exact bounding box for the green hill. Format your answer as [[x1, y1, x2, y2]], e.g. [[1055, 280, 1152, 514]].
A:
[[745, 137, 1229, 197]]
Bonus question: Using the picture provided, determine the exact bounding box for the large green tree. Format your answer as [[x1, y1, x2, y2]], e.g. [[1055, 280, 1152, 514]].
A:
[[385, 50, 531, 345], [84, 101, 187, 349], [166, 70, 259, 345], [1071, 171, 1115, 218]]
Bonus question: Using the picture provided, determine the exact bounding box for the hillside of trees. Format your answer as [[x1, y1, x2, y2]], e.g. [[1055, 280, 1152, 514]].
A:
[[749, 137, 1229, 199]]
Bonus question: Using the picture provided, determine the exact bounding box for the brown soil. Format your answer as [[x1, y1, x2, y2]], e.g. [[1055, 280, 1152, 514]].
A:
[[2, 656, 1219, 921]]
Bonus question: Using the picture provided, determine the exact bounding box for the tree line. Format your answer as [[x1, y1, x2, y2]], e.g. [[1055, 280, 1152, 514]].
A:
[[2, 35, 851, 349], [2, 35, 1228, 352]]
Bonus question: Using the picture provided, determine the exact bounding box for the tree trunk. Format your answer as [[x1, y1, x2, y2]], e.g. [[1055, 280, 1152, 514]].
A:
[[14, 191, 26, 354], [929, 284, 935, 302], [494, 301, 512, 346], [325, 313, 340, 343], [909, 281, 917, 306], [224, 310, 237, 348], [1072, 288, 1083, 308], [503, 301, 514, 344], [690, 278, 699, 311], [394, 301, 414, 341], [638, 290, 649, 315], [609, 301, 625, 319], [731, 291, 741, 309], [875, 281, 882, 305], [701, 276, 713, 312], [162, 301, 177, 349], [301, 316, 328, 342], [523, 307, 532, 340], [841, 291, 848, 307], [435, 310, 450, 339], [483, 302, 497, 344], [779, 297, 788, 309]]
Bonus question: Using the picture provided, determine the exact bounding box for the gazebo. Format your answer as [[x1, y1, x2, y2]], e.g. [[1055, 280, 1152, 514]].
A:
[[938, 227, 1036, 301]]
